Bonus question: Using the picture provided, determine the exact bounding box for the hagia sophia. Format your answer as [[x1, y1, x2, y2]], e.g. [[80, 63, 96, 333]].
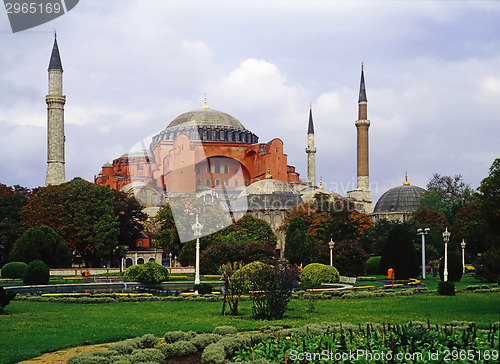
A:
[[44, 36, 426, 259]]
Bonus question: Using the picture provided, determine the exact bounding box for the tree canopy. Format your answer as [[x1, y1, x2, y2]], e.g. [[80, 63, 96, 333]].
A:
[[9, 225, 72, 268], [20, 178, 121, 266], [0, 184, 31, 255]]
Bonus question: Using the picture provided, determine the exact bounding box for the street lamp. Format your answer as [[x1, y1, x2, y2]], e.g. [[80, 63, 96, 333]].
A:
[[417, 228, 430, 279], [192, 214, 203, 286], [461, 239, 466, 275], [442, 228, 451, 282], [329, 239, 335, 266]]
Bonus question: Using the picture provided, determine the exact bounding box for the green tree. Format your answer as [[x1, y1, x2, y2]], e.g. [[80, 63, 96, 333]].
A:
[[9, 225, 72, 268], [154, 203, 181, 257], [451, 200, 486, 257], [216, 214, 277, 246], [20, 178, 120, 267], [477, 158, 500, 249], [421, 173, 475, 222], [284, 216, 309, 265], [112, 190, 147, 247], [0, 184, 31, 259], [23, 260, 50, 285], [380, 224, 420, 279], [331, 240, 368, 277]]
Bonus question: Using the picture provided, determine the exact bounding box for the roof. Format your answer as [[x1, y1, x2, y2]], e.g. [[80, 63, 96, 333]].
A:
[[373, 183, 426, 213], [48, 37, 63, 71], [308, 107, 314, 134], [235, 178, 303, 211], [167, 109, 246, 131], [358, 66, 366, 102]]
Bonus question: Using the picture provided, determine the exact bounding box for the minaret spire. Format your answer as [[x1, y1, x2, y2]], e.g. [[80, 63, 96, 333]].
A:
[[45, 35, 66, 186], [305, 104, 317, 186]]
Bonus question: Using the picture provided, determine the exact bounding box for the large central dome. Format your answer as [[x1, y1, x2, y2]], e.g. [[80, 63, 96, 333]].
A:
[[151, 105, 259, 145], [168, 109, 246, 131]]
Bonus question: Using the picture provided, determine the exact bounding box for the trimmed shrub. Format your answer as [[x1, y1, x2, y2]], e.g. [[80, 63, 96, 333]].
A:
[[365, 256, 381, 275], [109, 338, 141, 355], [194, 282, 213, 294], [438, 281, 455, 296], [164, 330, 195, 344], [0, 287, 16, 314], [201, 342, 226, 364], [474, 247, 500, 283], [191, 333, 221, 350], [139, 334, 159, 349], [129, 348, 165, 363], [123, 262, 169, 283], [1, 261, 28, 279], [158, 340, 197, 359], [439, 250, 463, 282], [23, 260, 50, 285], [300, 263, 340, 288], [213, 326, 237, 336]]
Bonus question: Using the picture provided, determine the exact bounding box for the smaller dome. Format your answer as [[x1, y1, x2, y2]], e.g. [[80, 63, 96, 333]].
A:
[[374, 183, 426, 213], [235, 179, 303, 211], [102, 162, 113, 168], [240, 179, 296, 197]]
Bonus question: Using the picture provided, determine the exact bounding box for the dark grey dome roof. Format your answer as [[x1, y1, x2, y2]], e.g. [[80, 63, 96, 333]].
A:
[[234, 178, 303, 211], [374, 183, 426, 213], [168, 109, 246, 131], [151, 108, 259, 145]]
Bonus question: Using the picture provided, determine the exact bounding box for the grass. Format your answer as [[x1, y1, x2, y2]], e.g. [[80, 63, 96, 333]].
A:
[[1, 291, 500, 363]]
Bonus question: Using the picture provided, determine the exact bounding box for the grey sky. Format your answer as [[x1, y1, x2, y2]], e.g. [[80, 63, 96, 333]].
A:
[[1, 1, 499, 204]]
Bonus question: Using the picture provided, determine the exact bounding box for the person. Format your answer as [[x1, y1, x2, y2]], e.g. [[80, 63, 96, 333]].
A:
[[387, 268, 394, 280], [84, 269, 90, 281]]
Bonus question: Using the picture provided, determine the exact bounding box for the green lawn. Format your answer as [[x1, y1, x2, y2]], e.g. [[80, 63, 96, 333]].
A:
[[1, 292, 500, 363]]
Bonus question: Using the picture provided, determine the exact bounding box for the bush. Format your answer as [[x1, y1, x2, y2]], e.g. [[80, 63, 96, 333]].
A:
[[201, 342, 226, 364], [474, 248, 500, 283], [9, 225, 72, 268], [213, 326, 237, 336], [123, 261, 169, 283], [23, 260, 50, 285], [194, 283, 213, 294], [0, 287, 16, 314], [439, 250, 463, 282], [332, 240, 368, 276], [365, 256, 381, 275], [300, 263, 340, 288], [164, 330, 195, 344], [158, 340, 197, 359], [191, 334, 221, 350], [380, 225, 420, 279], [438, 281, 455, 296], [1, 261, 28, 279], [129, 348, 165, 363]]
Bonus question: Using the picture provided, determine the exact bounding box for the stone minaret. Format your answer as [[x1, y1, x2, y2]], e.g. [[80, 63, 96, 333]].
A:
[[348, 65, 372, 213], [45, 35, 66, 186], [305, 104, 317, 186]]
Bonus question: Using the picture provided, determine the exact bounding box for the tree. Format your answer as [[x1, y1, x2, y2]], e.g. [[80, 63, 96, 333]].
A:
[[216, 214, 277, 246], [9, 225, 72, 268], [20, 178, 120, 267], [330, 240, 368, 277], [0, 184, 31, 259], [284, 216, 309, 265], [421, 173, 475, 222], [477, 158, 500, 249], [112, 189, 147, 247], [451, 200, 486, 257], [380, 224, 420, 279], [154, 203, 181, 257]]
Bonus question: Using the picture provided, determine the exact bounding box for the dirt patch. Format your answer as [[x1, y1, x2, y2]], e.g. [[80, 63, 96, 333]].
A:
[[16, 343, 111, 364]]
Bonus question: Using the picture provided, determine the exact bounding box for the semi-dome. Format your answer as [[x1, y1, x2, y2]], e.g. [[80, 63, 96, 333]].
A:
[[374, 181, 425, 213], [235, 177, 303, 211], [151, 104, 259, 145]]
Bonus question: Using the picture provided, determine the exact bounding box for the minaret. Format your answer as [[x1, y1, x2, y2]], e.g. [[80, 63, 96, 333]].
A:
[[305, 104, 317, 186], [348, 64, 373, 213], [45, 34, 66, 186]]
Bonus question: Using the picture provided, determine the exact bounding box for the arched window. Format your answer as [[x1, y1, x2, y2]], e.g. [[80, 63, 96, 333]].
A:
[[151, 193, 159, 204], [148, 257, 155, 262], [225, 179, 229, 186], [205, 178, 211, 186], [215, 178, 221, 186], [196, 178, 201, 186], [125, 258, 133, 268], [137, 257, 145, 264], [234, 180, 239, 187]]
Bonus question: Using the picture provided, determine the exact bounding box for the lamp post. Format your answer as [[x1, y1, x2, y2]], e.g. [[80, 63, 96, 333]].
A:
[[192, 214, 203, 286], [442, 228, 451, 282], [461, 239, 466, 275], [417, 228, 430, 279], [329, 239, 335, 266]]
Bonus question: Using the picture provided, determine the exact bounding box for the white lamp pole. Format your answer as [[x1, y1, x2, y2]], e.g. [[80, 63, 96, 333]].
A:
[[461, 239, 466, 275], [442, 228, 451, 282], [192, 214, 203, 286], [329, 239, 335, 266], [417, 228, 430, 279]]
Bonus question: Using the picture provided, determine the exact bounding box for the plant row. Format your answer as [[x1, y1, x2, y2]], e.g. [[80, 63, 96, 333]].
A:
[[67, 321, 500, 364]]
